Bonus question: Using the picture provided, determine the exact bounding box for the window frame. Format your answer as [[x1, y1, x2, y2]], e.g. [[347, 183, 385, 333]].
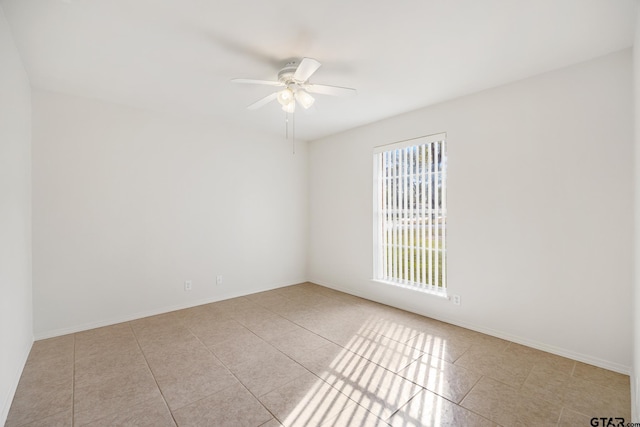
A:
[[372, 133, 448, 296]]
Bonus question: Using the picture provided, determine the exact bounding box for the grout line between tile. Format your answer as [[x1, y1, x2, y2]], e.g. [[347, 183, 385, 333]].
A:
[[456, 373, 484, 406], [455, 375, 508, 426], [450, 346, 469, 364], [127, 321, 179, 427], [556, 406, 565, 427], [182, 317, 284, 423]]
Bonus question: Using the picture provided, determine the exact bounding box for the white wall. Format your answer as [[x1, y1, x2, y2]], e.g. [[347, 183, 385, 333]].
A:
[[309, 49, 633, 373], [0, 6, 33, 425], [632, 2, 640, 421], [32, 90, 308, 338]]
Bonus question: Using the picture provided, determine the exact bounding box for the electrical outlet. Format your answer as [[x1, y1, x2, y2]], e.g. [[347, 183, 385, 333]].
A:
[[184, 280, 192, 291], [216, 275, 223, 285], [452, 294, 461, 305]]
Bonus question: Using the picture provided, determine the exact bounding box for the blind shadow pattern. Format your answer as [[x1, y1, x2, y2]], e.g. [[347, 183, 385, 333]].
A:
[[279, 315, 449, 426]]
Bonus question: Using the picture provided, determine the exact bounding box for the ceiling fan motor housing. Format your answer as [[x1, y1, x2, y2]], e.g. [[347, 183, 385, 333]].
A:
[[278, 61, 300, 85]]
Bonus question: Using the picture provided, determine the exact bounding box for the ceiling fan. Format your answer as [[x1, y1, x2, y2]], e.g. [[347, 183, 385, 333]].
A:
[[232, 57, 356, 112]]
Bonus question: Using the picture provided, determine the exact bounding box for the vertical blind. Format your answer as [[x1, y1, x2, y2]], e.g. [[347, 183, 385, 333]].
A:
[[374, 133, 447, 294]]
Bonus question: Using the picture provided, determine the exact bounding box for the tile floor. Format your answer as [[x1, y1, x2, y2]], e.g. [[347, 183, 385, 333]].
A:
[[6, 282, 631, 426]]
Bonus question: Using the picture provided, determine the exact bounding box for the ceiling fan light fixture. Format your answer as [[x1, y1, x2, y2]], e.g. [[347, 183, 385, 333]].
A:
[[277, 88, 294, 107], [295, 90, 315, 109], [282, 101, 296, 113]]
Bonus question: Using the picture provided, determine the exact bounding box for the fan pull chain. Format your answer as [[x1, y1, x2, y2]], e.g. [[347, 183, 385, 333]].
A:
[[284, 111, 296, 154], [285, 112, 289, 140]]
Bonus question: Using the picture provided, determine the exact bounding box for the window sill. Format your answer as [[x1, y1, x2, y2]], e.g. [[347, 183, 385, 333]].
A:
[[370, 279, 449, 299]]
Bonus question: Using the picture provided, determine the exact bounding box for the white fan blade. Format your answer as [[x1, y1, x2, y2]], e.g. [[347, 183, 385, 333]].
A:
[[305, 84, 357, 97], [247, 92, 278, 110], [232, 78, 284, 87], [293, 58, 321, 82]]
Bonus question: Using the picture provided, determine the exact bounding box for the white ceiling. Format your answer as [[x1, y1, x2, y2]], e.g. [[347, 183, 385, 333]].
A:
[[1, 0, 636, 141]]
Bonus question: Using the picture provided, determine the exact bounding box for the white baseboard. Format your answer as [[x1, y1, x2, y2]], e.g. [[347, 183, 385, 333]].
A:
[[34, 280, 303, 340], [32, 276, 631, 376], [311, 278, 632, 375], [1, 337, 33, 426]]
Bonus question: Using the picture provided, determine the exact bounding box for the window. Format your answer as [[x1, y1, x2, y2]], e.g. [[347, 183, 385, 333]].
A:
[[373, 133, 447, 295]]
